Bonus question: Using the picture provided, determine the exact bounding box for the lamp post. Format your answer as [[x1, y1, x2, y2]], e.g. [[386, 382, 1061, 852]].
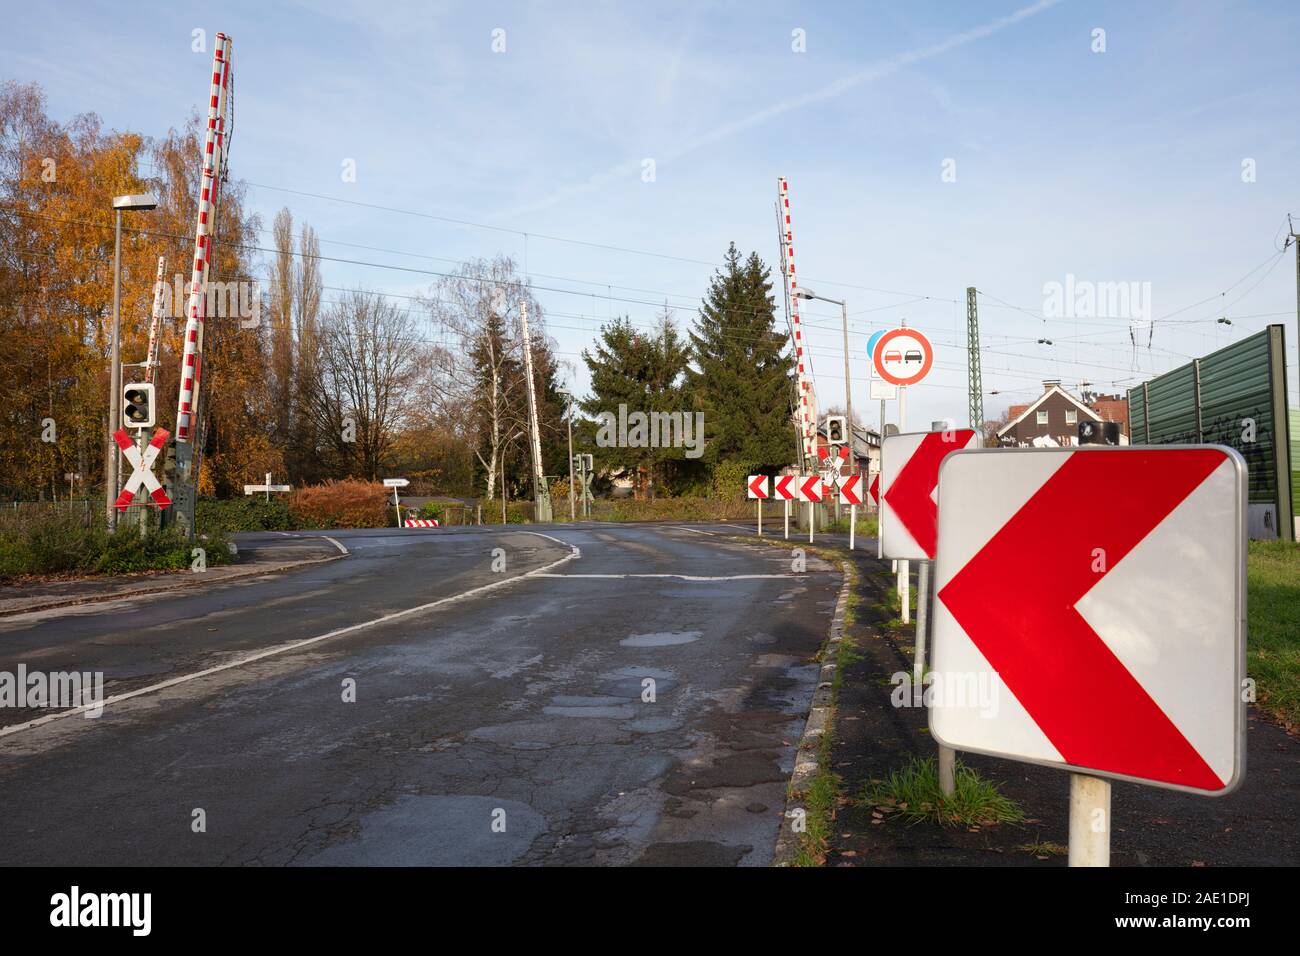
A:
[[794, 288, 856, 476], [105, 193, 158, 531], [559, 387, 576, 522]]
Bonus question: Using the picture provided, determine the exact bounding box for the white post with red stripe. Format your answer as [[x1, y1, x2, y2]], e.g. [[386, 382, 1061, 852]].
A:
[[175, 33, 233, 457]]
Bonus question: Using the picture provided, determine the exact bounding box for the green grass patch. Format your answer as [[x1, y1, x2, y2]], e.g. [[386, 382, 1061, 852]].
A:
[[0, 510, 232, 581], [785, 553, 856, 866], [1247, 540, 1300, 727], [824, 512, 879, 537], [858, 756, 1024, 828]]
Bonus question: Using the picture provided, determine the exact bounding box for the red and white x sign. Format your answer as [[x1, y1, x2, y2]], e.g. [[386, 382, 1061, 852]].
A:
[[930, 446, 1246, 794], [113, 428, 173, 510], [880, 428, 976, 559]]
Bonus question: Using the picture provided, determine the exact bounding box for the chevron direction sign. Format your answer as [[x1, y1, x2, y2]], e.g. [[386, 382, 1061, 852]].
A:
[[746, 475, 770, 499], [930, 446, 1247, 794], [838, 474, 865, 506], [774, 475, 799, 501], [880, 428, 977, 559], [796, 475, 827, 503]]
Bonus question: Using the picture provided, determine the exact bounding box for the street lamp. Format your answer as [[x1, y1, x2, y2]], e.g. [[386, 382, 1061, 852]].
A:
[[793, 287, 856, 476], [558, 388, 576, 522], [105, 193, 158, 531]]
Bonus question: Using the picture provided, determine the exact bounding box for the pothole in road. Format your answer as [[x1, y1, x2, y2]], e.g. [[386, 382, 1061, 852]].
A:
[[303, 794, 545, 866], [620, 631, 702, 648]]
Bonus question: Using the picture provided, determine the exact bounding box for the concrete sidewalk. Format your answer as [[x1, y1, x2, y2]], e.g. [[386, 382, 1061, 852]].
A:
[[0, 532, 346, 618]]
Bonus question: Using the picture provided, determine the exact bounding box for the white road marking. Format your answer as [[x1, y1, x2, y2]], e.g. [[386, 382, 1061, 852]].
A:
[[535, 573, 791, 580], [322, 535, 349, 555], [0, 538, 581, 740], [671, 526, 716, 536]]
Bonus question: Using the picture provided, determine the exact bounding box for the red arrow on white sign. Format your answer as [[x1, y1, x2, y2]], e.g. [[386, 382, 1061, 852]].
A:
[[774, 475, 798, 501], [930, 446, 1246, 794], [838, 474, 864, 505], [868, 473, 879, 505], [880, 428, 976, 559], [796, 476, 826, 502], [747, 475, 770, 499]]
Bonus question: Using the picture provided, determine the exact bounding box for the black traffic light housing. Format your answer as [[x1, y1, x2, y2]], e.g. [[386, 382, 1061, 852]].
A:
[[123, 382, 155, 429], [826, 415, 846, 445]]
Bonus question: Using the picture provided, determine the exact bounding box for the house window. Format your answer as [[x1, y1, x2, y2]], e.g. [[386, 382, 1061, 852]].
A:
[[1036, 410, 1049, 426], [1065, 410, 1078, 425]]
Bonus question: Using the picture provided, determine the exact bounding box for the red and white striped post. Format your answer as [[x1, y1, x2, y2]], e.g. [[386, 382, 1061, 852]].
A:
[[144, 255, 166, 383], [175, 33, 232, 451], [777, 177, 818, 468]]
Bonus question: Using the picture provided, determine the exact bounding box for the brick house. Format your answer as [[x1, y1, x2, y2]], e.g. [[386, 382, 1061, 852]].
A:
[[1083, 392, 1130, 438], [997, 380, 1126, 446]]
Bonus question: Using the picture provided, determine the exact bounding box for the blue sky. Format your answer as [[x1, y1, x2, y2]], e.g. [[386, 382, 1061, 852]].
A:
[[5, 0, 1298, 427]]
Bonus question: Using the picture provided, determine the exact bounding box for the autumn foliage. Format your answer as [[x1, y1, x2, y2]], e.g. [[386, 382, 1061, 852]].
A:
[[288, 480, 388, 529]]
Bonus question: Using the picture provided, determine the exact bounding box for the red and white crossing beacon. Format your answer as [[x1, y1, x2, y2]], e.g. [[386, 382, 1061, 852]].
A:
[[929, 445, 1247, 863]]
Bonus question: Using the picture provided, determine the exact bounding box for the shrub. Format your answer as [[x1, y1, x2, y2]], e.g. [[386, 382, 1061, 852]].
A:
[[196, 496, 295, 533], [710, 460, 754, 499], [289, 480, 388, 529], [0, 510, 102, 578], [0, 510, 233, 581], [417, 502, 444, 522], [590, 496, 757, 522]]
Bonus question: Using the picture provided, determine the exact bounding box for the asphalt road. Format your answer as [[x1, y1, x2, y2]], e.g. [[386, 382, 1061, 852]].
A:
[[0, 523, 841, 866]]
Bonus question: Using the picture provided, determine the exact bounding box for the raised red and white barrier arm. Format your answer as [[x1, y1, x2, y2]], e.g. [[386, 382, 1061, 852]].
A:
[[175, 33, 233, 443], [144, 255, 166, 384], [778, 177, 817, 463]]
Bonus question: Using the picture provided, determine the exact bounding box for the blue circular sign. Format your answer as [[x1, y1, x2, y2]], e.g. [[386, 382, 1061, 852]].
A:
[[866, 330, 886, 364]]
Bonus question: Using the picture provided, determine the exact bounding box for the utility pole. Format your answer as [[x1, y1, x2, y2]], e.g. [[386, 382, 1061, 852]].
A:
[[519, 302, 552, 522], [560, 388, 576, 521], [1290, 219, 1299, 403], [967, 287, 983, 435], [841, 299, 856, 476]]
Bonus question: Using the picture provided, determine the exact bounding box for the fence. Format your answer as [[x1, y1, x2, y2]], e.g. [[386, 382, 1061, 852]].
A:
[[1128, 324, 1295, 540]]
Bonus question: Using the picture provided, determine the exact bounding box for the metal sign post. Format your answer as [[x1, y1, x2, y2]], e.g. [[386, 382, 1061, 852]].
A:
[[383, 478, 410, 526], [747, 476, 770, 536]]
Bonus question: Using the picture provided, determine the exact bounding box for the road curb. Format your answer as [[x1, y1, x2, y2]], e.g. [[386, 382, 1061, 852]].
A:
[[773, 557, 853, 867], [0, 552, 347, 619]]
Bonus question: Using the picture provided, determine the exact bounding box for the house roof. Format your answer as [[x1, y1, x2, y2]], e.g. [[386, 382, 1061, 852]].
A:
[[996, 385, 1102, 438]]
